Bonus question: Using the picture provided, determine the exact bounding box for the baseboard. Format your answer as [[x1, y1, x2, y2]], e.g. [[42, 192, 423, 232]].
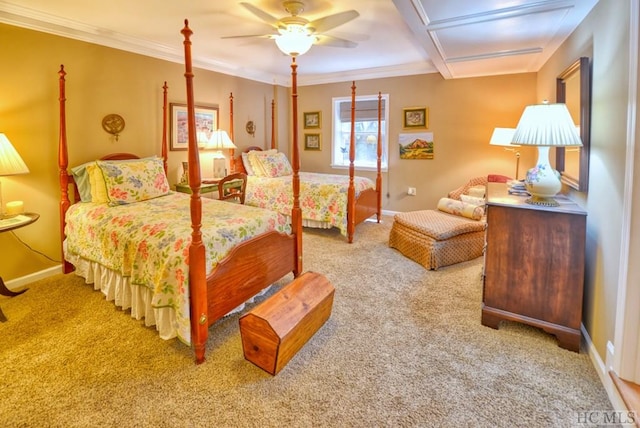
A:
[[4, 265, 63, 291], [581, 324, 628, 411]]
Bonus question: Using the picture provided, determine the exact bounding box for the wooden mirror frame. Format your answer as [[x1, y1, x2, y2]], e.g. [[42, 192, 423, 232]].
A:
[[556, 57, 591, 192]]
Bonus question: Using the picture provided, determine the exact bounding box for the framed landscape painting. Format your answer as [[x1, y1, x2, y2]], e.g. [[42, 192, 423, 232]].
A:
[[399, 132, 434, 159]]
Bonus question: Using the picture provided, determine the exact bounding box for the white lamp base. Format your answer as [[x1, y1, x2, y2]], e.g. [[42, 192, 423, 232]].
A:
[[524, 146, 561, 207], [212, 152, 227, 179]]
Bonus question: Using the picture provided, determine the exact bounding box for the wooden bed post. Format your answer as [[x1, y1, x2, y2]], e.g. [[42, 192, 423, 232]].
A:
[[229, 92, 235, 173], [376, 92, 382, 222], [290, 57, 302, 275], [347, 81, 357, 243], [161, 82, 169, 175], [181, 20, 208, 364], [58, 65, 74, 274], [271, 99, 276, 150]]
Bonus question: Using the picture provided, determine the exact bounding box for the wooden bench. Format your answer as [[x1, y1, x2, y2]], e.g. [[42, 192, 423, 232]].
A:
[[239, 271, 335, 375]]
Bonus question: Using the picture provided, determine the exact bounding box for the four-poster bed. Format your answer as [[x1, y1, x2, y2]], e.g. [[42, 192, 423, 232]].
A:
[[57, 20, 303, 364], [229, 83, 383, 243]]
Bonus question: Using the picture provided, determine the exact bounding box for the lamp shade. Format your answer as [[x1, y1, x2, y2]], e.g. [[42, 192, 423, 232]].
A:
[[512, 103, 582, 206], [275, 25, 314, 57], [489, 128, 519, 147], [512, 103, 582, 147], [0, 133, 29, 176], [207, 130, 237, 150]]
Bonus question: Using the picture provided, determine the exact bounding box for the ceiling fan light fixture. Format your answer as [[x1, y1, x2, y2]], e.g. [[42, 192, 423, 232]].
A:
[[275, 24, 314, 56]]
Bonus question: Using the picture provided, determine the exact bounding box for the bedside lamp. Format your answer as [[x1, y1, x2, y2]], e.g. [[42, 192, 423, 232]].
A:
[[512, 103, 582, 206], [207, 130, 237, 179], [489, 128, 520, 179], [0, 133, 29, 218]]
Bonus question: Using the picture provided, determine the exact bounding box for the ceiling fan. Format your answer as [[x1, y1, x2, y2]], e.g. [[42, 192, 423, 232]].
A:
[[225, 1, 360, 56]]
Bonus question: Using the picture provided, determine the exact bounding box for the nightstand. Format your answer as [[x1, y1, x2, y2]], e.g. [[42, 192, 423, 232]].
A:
[[174, 178, 243, 196], [0, 212, 39, 322]]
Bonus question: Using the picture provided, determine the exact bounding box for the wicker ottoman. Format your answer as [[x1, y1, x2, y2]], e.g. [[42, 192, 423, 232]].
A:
[[389, 210, 486, 270]]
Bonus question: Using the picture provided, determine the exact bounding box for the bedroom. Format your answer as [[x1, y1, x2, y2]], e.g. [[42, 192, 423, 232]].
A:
[[0, 0, 639, 422]]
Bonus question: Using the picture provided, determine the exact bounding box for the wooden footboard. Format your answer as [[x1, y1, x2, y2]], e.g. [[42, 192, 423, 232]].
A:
[[354, 189, 380, 225], [206, 230, 298, 323]]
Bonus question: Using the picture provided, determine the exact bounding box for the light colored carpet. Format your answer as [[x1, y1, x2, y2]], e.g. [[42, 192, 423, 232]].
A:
[[0, 217, 612, 427]]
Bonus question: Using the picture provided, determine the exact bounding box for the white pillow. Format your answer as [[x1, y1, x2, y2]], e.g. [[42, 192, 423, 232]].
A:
[[460, 194, 485, 207]]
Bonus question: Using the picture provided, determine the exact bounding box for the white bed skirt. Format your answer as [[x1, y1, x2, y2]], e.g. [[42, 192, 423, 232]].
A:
[[285, 216, 333, 230], [65, 251, 264, 343]]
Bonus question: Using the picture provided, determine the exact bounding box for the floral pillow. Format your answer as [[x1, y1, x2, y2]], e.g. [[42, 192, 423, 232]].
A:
[[255, 152, 293, 177], [97, 157, 170, 206], [437, 197, 483, 221]]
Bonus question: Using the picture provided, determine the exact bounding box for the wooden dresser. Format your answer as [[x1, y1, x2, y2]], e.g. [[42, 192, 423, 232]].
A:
[[482, 182, 587, 352]]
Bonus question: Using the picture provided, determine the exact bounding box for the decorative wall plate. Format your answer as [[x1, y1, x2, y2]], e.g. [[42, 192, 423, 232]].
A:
[[102, 114, 125, 140], [246, 120, 256, 137]]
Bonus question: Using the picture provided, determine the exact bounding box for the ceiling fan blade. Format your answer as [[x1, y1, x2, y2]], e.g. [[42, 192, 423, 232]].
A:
[[240, 2, 281, 27], [221, 34, 275, 40], [309, 10, 359, 33], [314, 34, 358, 49]]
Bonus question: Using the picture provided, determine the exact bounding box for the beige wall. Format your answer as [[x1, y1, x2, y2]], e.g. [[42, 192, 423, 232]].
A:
[[1, 21, 540, 284], [537, 0, 632, 358], [0, 23, 278, 281], [296, 73, 537, 212]]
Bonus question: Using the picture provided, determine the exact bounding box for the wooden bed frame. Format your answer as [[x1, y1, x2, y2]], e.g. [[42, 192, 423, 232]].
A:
[[57, 20, 303, 364], [229, 83, 383, 243]]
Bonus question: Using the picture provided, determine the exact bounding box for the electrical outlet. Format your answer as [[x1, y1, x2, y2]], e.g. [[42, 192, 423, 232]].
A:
[[408, 187, 416, 196]]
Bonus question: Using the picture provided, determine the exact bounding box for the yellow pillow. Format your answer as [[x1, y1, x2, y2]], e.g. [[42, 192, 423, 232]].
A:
[[247, 150, 277, 177], [87, 163, 108, 204]]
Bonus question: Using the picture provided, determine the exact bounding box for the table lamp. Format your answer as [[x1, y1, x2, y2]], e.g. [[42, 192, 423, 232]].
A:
[[512, 103, 582, 206], [0, 133, 29, 218], [207, 130, 237, 179], [489, 127, 520, 179]]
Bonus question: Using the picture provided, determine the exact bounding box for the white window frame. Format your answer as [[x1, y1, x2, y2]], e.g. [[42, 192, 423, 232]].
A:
[[331, 93, 389, 172]]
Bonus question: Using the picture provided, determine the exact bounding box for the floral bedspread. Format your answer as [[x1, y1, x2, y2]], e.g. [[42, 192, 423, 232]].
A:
[[245, 172, 375, 236], [64, 192, 290, 345]]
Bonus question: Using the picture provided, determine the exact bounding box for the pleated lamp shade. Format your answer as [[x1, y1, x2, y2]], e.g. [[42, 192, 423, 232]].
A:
[[511, 103, 582, 206], [0, 133, 29, 176]]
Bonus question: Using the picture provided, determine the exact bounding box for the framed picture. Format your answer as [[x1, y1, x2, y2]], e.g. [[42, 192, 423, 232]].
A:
[[304, 133, 321, 150], [303, 111, 321, 129], [403, 107, 428, 129], [170, 103, 219, 151], [399, 132, 434, 159]]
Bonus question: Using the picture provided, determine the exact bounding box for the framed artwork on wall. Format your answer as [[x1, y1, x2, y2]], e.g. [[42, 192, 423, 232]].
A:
[[170, 103, 219, 151], [402, 107, 428, 129], [304, 133, 321, 150], [303, 111, 321, 129], [399, 132, 434, 159]]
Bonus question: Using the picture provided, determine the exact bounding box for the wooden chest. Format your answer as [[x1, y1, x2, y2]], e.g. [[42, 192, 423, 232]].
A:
[[239, 271, 335, 375]]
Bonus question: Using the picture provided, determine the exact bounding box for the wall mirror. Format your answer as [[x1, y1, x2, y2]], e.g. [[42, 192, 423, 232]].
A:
[[556, 57, 591, 192]]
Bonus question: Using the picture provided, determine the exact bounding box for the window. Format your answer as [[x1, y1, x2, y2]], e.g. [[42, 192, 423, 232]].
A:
[[331, 93, 389, 171]]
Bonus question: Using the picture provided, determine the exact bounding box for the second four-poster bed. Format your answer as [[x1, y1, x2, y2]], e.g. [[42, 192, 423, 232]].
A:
[[229, 84, 383, 243]]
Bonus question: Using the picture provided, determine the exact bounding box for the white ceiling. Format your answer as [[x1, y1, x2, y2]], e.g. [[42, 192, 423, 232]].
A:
[[0, 0, 598, 86]]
